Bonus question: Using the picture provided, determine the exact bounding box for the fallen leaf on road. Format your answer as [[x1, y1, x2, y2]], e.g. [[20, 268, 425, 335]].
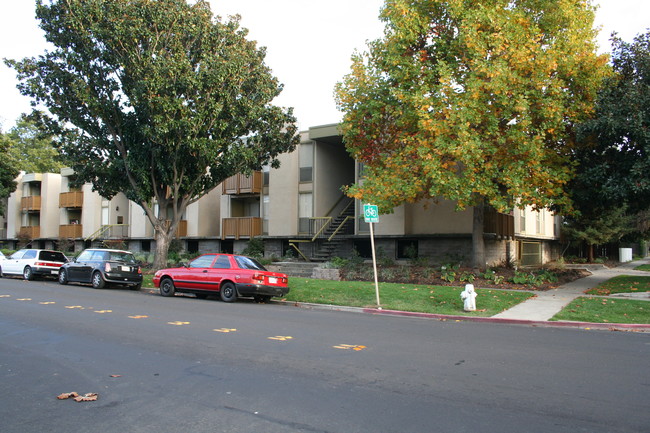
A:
[[57, 392, 79, 400], [74, 393, 98, 402]]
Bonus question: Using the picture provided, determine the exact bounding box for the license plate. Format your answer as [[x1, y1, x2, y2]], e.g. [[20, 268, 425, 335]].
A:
[[121, 266, 130, 271], [268, 277, 277, 284], [51, 270, 58, 275]]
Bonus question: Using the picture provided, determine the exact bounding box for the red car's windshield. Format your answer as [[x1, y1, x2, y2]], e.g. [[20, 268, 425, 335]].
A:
[[235, 255, 267, 271]]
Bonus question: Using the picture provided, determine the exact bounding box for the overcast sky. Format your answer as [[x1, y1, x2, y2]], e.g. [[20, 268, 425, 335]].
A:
[[0, 0, 648, 131]]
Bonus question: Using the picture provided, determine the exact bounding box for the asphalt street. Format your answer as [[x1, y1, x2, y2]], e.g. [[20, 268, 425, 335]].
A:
[[1, 277, 649, 433]]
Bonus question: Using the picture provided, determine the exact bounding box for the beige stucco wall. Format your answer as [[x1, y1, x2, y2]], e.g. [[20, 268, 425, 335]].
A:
[[39, 173, 62, 238], [80, 184, 103, 238], [406, 199, 473, 234], [266, 136, 300, 237], [192, 186, 221, 237]]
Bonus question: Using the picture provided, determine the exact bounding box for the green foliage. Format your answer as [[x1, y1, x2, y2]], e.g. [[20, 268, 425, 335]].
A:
[[511, 269, 558, 286], [440, 264, 459, 283], [567, 31, 650, 248], [459, 271, 476, 284], [481, 268, 505, 285], [242, 237, 265, 258], [327, 256, 349, 269], [6, 114, 63, 174], [6, 0, 299, 268], [0, 129, 19, 216]]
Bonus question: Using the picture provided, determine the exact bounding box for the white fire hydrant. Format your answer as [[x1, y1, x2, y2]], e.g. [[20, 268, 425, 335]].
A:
[[460, 284, 477, 312]]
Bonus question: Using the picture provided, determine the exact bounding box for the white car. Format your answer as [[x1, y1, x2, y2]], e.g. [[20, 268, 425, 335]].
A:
[[0, 249, 68, 280]]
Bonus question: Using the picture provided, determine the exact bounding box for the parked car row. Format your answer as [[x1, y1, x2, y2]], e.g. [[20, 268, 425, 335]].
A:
[[0, 248, 289, 303]]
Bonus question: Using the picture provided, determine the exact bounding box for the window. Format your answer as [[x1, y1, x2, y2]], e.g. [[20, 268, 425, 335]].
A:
[[212, 255, 231, 269], [23, 250, 37, 260], [397, 240, 418, 259], [190, 255, 216, 268], [536, 211, 544, 234], [520, 242, 542, 266], [519, 208, 526, 233], [262, 165, 270, 186], [235, 255, 266, 271], [298, 192, 313, 233], [299, 143, 314, 182], [263, 194, 269, 234]]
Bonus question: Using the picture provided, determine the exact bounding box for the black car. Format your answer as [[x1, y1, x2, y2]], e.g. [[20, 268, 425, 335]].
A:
[[58, 248, 142, 290]]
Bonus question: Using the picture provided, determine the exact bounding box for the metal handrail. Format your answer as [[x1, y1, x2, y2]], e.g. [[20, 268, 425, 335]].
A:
[[85, 224, 129, 242], [328, 216, 354, 241], [288, 241, 310, 262], [309, 217, 333, 242]]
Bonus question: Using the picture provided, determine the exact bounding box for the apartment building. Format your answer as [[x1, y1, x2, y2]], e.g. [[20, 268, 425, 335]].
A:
[[0, 123, 561, 266]]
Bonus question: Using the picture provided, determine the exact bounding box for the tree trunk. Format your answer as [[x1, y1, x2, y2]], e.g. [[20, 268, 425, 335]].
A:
[[587, 243, 595, 263], [153, 226, 172, 270], [472, 200, 486, 270]]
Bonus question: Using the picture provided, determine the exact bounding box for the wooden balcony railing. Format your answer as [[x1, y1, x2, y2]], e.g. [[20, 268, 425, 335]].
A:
[[59, 224, 83, 238], [222, 172, 263, 195], [19, 226, 40, 239], [165, 219, 188, 237], [59, 191, 83, 208], [21, 196, 41, 211], [484, 209, 515, 239], [221, 217, 263, 240]]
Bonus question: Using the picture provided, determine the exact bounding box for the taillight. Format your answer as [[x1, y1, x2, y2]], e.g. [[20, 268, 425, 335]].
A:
[[104, 263, 112, 272], [35, 262, 62, 267], [137, 266, 142, 275], [252, 273, 265, 282]]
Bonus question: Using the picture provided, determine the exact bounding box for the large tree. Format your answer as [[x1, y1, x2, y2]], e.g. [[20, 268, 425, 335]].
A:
[[335, 0, 609, 268], [564, 31, 650, 259], [7, 0, 298, 268]]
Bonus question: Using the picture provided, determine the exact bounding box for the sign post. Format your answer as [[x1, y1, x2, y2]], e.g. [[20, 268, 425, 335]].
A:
[[363, 204, 381, 309]]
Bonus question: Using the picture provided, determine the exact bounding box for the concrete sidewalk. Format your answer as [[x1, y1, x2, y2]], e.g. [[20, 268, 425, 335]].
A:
[[491, 258, 650, 321]]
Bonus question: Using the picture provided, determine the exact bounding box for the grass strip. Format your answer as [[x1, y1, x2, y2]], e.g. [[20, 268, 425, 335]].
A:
[[285, 278, 534, 317], [552, 297, 650, 324], [585, 275, 650, 295]]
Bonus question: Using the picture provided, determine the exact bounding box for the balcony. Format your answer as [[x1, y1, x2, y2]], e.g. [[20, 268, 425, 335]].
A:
[[221, 217, 262, 240], [59, 224, 83, 238], [19, 226, 40, 239], [222, 172, 263, 195], [21, 196, 41, 211], [484, 209, 515, 239], [59, 191, 83, 208]]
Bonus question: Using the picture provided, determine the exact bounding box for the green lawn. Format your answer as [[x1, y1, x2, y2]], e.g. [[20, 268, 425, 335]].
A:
[[552, 297, 650, 324], [284, 278, 534, 317], [634, 264, 650, 272], [585, 275, 650, 296]]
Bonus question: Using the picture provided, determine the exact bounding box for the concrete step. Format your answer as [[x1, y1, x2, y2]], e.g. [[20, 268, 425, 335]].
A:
[[267, 261, 322, 278]]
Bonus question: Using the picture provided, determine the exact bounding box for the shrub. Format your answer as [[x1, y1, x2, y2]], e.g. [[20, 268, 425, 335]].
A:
[[440, 264, 459, 283], [242, 237, 265, 258]]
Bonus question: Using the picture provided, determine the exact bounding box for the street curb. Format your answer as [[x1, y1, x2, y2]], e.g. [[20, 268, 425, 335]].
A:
[[280, 301, 650, 332]]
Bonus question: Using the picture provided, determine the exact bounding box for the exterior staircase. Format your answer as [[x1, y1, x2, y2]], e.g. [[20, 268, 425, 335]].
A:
[[312, 205, 355, 261]]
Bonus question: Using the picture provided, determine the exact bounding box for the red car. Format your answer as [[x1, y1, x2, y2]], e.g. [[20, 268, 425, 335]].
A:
[[153, 254, 289, 303]]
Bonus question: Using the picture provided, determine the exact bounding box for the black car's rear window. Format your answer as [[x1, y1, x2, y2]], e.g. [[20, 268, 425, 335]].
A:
[[235, 256, 267, 271], [108, 252, 137, 264], [40, 251, 66, 262]]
